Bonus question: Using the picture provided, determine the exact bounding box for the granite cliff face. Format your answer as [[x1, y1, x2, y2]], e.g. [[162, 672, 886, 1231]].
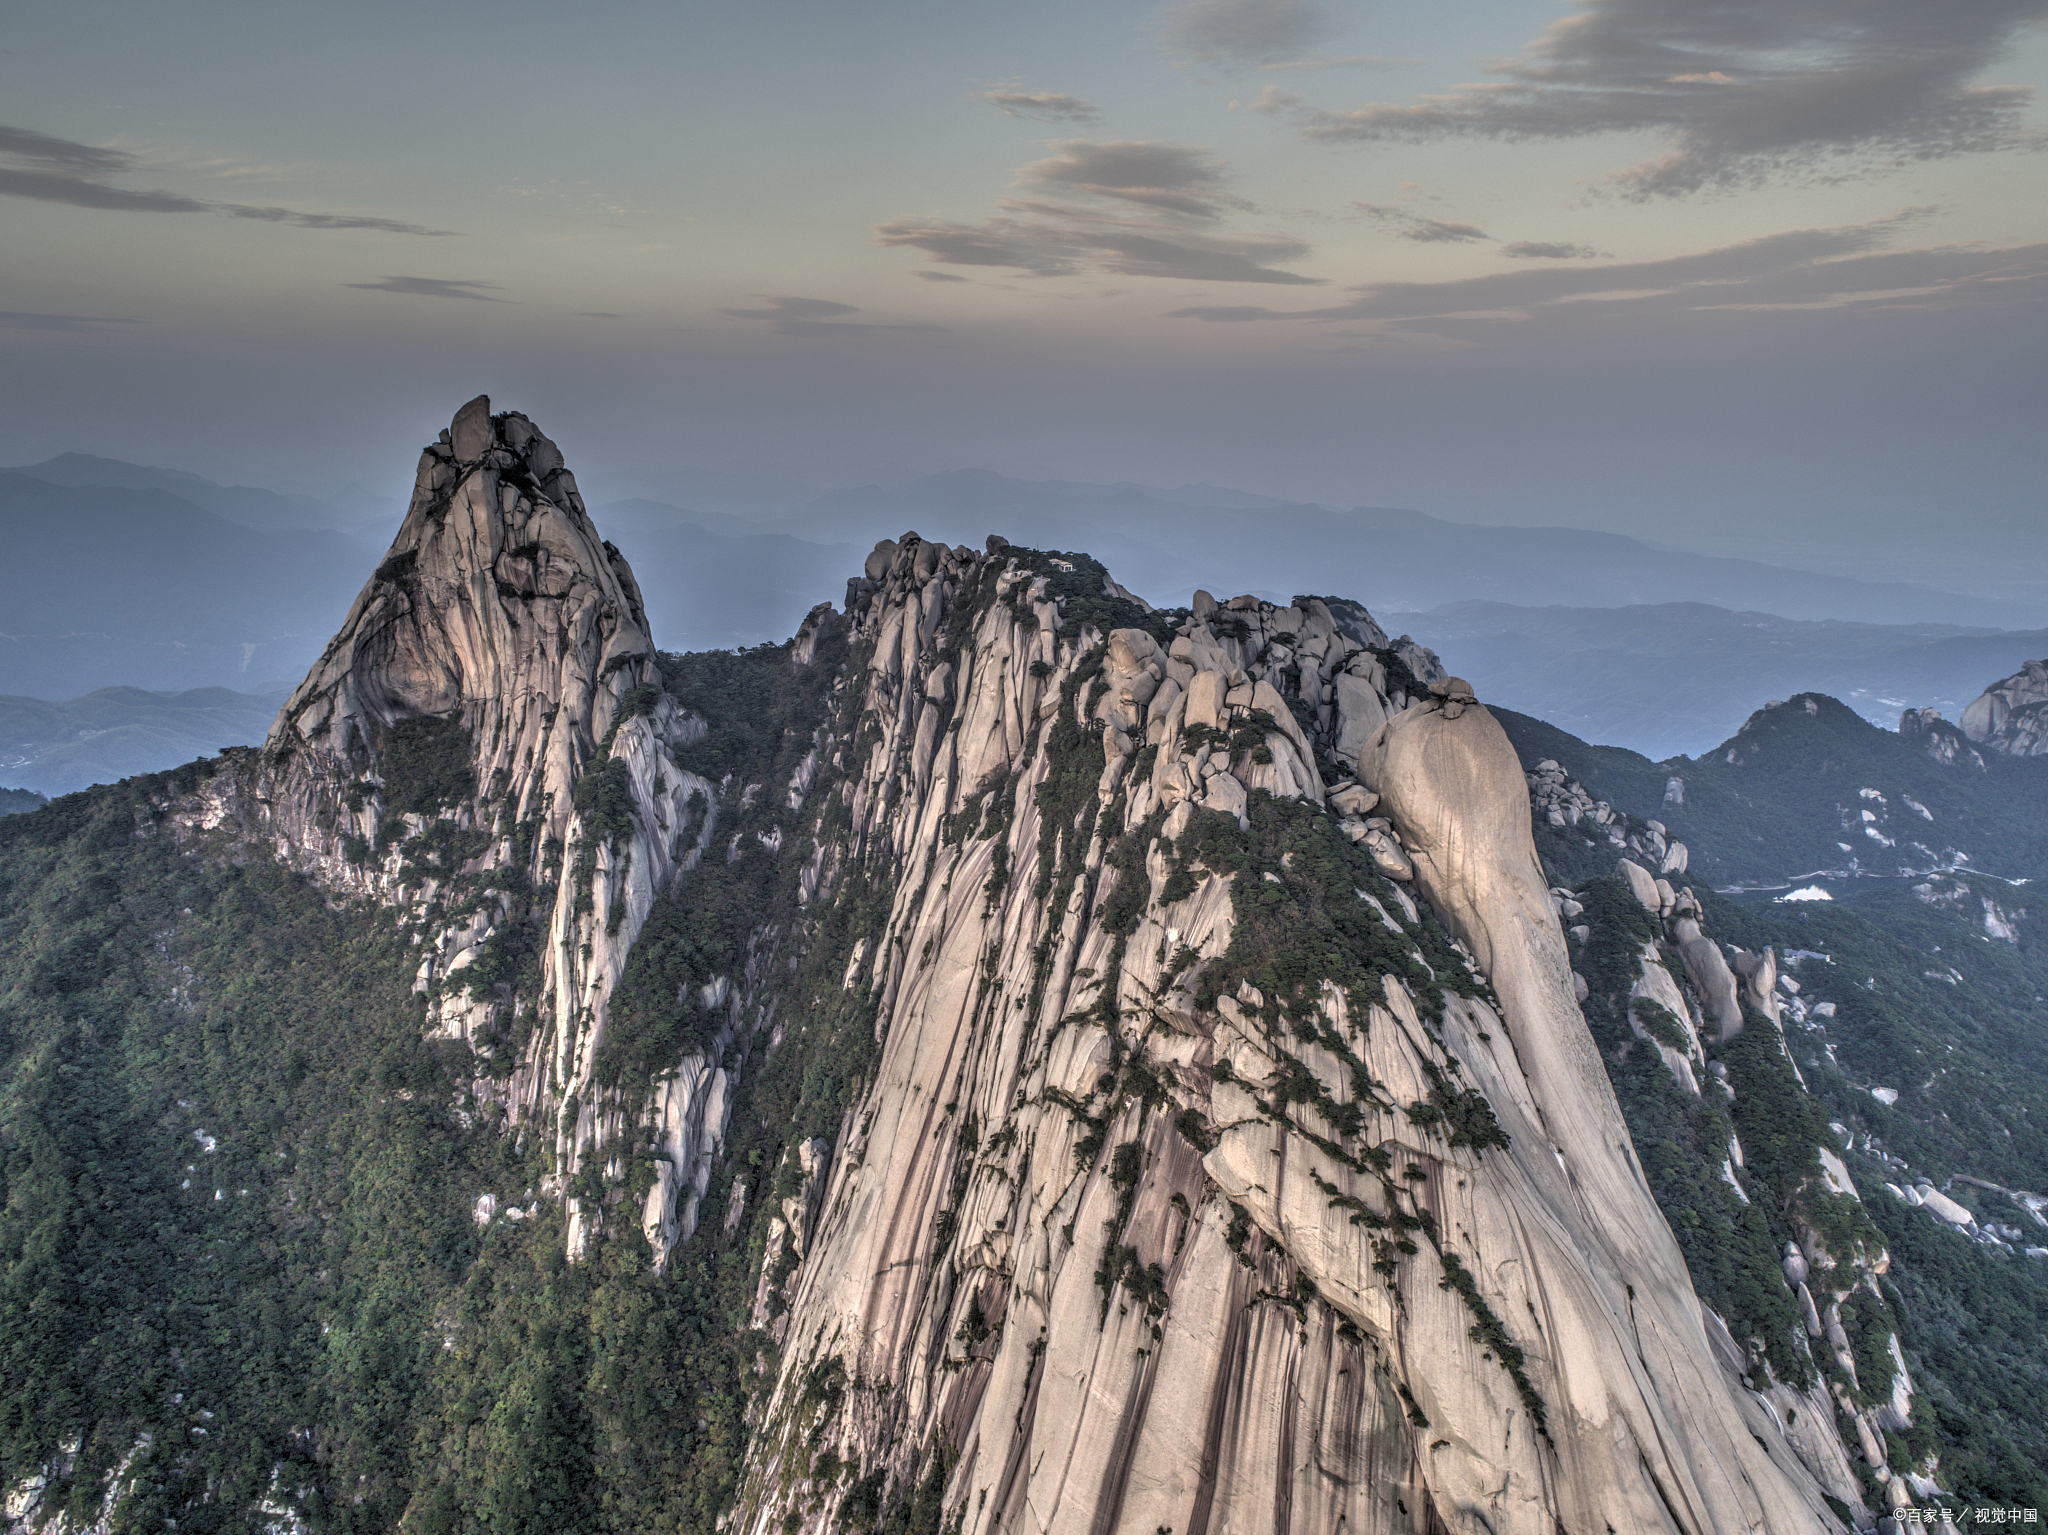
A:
[[1958, 659, 2048, 756], [169, 404, 1848, 1532], [720, 548, 1842, 1533], [207, 397, 723, 1255]]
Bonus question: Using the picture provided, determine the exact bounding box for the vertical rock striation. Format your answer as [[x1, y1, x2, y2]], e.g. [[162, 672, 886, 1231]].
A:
[[728, 543, 1843, 1534], [172, 402, 1852, 1528], [247, 396, 720, 1255]]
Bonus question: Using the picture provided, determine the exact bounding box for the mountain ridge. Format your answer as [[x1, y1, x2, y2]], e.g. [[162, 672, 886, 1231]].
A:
[[10, 401, 2042, 1532]]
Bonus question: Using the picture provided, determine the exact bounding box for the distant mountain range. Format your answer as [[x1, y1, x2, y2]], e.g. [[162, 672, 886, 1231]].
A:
[[0, 685, 288, 797], [12, 452, 398, 536], [1384, 601, 2048, 760], [759, 468, 2048, 630], [5, 454, 2044, 786]]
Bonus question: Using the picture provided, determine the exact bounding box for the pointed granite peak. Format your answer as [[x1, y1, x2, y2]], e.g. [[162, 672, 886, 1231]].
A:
[[268, 395, 650, 763], [253, 401, 717, 1227]]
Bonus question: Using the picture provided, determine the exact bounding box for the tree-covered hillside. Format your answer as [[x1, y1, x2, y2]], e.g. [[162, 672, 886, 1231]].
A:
[[0, 640, 901, 1535], [1497, 694, 2048, 890], [1508, 707, 2048, 1508]]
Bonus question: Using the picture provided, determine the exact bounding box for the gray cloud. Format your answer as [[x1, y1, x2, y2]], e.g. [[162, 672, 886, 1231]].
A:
[[0, 124, 136, 175], [1258, 55, 1408, 73], [1501, 241, 1605, 259], [0, 163, 211, 214], [913, 270, 970, 282], [222, 204, 454, 234], [722, 296, 861, 321], [0, 309, 140, 332], [0, 122, 456, 233], [876, 135, 1321, 286], [720, 295, 945, 337], [1157, 0, 1337, 66], [1019, 140, 1241, 219], [875, 216, 1320, 284], [980, 89, 1100, 122], [1300, 0, 2045, 197], [1167, 211, 2046, 322], [1355, 203, 1491, 243], [346, 277, 504, 300]]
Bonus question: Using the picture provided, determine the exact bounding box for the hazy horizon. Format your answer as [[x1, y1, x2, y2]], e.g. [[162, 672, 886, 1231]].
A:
[[4, 0, 2043, 609]]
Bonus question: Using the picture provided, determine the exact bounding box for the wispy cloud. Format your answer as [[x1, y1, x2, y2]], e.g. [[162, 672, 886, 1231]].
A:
[[876, 137, 1321, 286], [1500, 241, 1605, 259], [0, 122, 458, 233], [0, 125, 131, 175], [1354, 203, 1490, 243], [980, 88, 1100, 123], [0, 309, 140, 332], [1018, 140, 1245, 219], [1258, 55, 1408, 73], [1156, 0, 1336, 67], [1168, 210, 2047, 323], [720, 295, 945, 337], [1298, 0, 2045, 198], [346, 277, 504, 300]]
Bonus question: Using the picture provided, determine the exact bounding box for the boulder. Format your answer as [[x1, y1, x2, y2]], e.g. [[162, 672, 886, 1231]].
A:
[[1184, 670, 1226, 731], [1107, 628, 1165, 675], [1363, 826, 1413, 880], [450, 393, 493, 461], [1328, 782, 1379, 817], [1797, 1282, 1823, 1338], [1332, 671, 1389, 767], [1675, 918, 1744, 1041], [1198, 769, 1247, 827], [1618, 858, 1662, 913], [1916, 1186, 1974, 1227]]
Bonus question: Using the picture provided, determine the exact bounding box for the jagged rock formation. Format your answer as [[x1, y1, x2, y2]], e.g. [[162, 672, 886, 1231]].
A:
[[1958, 659, 2048, 756], [193, 396, 724, 1256], [1897, 707, 1985, 769], [1526, 758, 1688, 875], [136, 406, 1849, 1532], [725, 545, 1841, 1533]]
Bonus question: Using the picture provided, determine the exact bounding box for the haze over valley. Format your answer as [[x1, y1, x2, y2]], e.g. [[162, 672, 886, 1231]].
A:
[[5, 451, 2044, 793]]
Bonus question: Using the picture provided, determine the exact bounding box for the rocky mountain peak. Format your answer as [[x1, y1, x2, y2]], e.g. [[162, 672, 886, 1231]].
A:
[[267, 392, 652, 766], [171, 458, 1851, 1528], [240, 399, 719, 1250], [1959, 658, 2048, 756]]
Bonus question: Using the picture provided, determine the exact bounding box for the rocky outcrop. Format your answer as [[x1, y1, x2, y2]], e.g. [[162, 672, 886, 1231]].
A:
[[1957, 659, 2048, 756], [1530, 765, 1936, 1525], [206, 397, 725, 1259], [1526, 759, 1689, 876], [1898, 706, 1985, 769], [728, 551, 1842, 1535]]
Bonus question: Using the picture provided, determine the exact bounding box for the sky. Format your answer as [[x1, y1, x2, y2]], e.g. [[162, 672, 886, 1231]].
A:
[[3, 0, 2045, 593]]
